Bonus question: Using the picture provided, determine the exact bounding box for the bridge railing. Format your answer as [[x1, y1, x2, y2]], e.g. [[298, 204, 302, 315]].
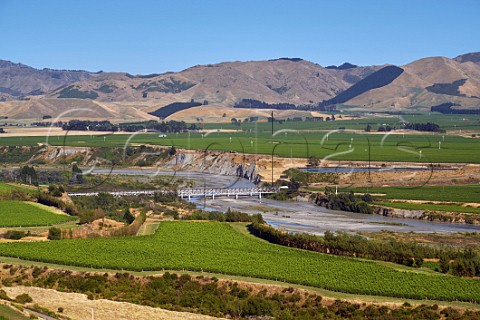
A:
[[69, 187, 278, 198]]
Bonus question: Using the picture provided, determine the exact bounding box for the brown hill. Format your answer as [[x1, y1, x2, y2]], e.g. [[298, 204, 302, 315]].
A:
[[454, 52, 480, 65], [0, 97, 157, 122], [0, 60, 96, 101], [1, 53, 479, 121], [346, 55, 480, 110], [46, 59, 382, 109]]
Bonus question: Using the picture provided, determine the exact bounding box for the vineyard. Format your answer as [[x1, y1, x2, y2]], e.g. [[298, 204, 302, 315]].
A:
[[0, 221, 479, 302], [0, 183, 36, 195], [0, 201, 76, 227]]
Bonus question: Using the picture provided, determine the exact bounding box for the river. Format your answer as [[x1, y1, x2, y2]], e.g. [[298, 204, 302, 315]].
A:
[[94, 168, 480, 235]]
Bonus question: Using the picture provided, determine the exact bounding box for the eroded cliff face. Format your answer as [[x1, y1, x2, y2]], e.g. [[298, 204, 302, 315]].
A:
[[24, 146, 263, 183], [372, 205, 480, 225], [165, 152, 261, 183]]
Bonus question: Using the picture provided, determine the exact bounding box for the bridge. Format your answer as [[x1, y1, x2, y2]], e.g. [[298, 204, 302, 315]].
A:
[[68, 187, 277, 200], [178, 187, 276, 200]]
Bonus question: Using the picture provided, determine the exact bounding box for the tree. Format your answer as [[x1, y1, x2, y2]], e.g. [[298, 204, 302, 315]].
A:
[[95, 193, 115, 211], [124, 208, 135, 224], [48, 227, 62, 240], [19, 165, 38, 186], [168, 145, 177, 156], [72, 163, 83, 184], [78, 208, 105, 224], [288, 178, 300, 193], [308, 156, 320, 167], [365, 124, 372, 132], [439, 254, 450, 273]]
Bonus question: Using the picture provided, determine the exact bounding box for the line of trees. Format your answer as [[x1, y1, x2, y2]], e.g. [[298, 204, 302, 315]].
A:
[[431, 102, 480, 114], [375, 122, 443, 132], [234, 98, 336, 112], [249, 223, 427, 267], [58, 119, 198, 133], [314, 191, 374, 215]]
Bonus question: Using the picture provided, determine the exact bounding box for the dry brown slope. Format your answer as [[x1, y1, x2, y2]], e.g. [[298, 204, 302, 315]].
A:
[[0, 98, 157, 122], [2, 286, 224, 320], [0, 59, 96, 98], [346, 56, 480, 110]]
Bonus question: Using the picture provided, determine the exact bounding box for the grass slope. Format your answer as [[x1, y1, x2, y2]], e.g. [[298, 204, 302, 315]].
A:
[[0, 200, 76, 227], [0, 183, 36, 195], [0, 221, 479, 302]]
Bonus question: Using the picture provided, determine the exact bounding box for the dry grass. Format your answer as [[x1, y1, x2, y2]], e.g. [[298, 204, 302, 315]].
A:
[[0, 127, 124, 137], [2, 286, 224, 320]]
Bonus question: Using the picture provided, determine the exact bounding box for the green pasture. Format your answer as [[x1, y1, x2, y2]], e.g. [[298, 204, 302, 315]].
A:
[[1, 129, 479, 163], [331, 184, 480, 203]]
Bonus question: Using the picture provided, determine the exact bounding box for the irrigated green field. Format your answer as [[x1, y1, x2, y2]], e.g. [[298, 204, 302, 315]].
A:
[[0, 221, 479, 302], [0, 201, 76, 227], [1, 130, 479, 163], [332, 184, 480, 203], [203, 113, 480, 132]]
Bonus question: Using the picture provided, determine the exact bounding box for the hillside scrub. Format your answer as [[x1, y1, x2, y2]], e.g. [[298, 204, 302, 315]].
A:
[[3, 265, 480, 320]]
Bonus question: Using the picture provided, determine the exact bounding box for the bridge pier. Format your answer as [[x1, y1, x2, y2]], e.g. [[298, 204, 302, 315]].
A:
[[212, 194, 215, 200], [258, 193, 262, 199], [235, 194, 238, 199]]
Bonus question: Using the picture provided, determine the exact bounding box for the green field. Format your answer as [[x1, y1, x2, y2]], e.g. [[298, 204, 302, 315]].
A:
[[376, 201, 480, 214], [0, 183, 36, 195], [0, 200, 76, 227], [0, 221, 479, 302], [1, 129, 479, 163], [203, 113, 480, 132], [0, 304, 30, 320], [332, 184, 480, 203]]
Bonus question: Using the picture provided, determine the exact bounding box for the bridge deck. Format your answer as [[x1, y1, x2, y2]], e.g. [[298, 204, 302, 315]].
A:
[[68, 187, 277, 199]]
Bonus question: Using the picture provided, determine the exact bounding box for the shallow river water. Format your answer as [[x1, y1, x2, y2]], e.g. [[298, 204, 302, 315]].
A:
[[94, 168, 480, 235]]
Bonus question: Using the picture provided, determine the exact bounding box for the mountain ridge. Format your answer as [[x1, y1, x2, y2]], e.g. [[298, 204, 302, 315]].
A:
[[0, 52, 479, 120]]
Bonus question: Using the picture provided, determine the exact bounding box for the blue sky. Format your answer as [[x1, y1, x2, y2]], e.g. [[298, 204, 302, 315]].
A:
[[1, 0, 479, 74]]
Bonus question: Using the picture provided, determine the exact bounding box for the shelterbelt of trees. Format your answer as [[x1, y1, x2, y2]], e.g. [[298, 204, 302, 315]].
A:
[[31, 120, 199, 133], [248, 223, 480, 276]]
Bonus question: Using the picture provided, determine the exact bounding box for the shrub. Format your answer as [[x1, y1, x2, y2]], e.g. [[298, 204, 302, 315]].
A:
[[15, 293, 33, 303], [48, 227, 61, 240], [4, 230, 28, 240]]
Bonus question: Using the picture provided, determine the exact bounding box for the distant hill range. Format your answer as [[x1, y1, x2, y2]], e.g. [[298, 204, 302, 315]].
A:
[[0, 52, 479, 121]]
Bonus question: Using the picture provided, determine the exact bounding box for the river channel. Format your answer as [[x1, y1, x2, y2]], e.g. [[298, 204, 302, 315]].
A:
[[93, 168, 480, 235]]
